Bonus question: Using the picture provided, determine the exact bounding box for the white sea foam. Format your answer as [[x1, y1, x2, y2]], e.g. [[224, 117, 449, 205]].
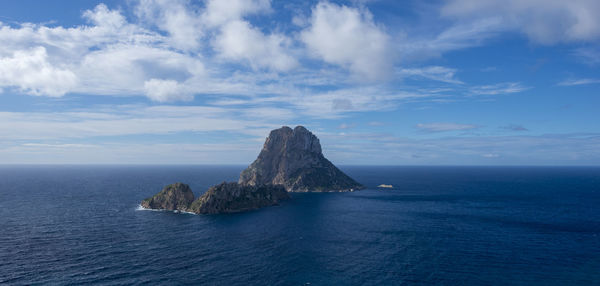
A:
[[135, 204, 164, 212], [135, 204, 196, 215]]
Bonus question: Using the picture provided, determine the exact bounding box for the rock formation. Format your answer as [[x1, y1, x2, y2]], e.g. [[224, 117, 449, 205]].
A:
[[141, 125, 363, 214], [188, 182, 289, 214], [141, 182, 195, 211], [141, 182, 288, 214], [239, 126, 364, 192]]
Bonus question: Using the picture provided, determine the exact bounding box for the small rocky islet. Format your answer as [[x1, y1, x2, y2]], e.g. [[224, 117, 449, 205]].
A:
[[141, 182, 288, 214], [141, 126, 364, 214]]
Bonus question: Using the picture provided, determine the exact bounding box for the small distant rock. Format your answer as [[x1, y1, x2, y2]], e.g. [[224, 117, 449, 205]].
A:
[[141, 182, 195, 211], [377, 184, 393, 189]]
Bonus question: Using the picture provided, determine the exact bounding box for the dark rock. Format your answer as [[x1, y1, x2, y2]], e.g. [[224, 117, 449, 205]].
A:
[[239, 126, 364, 192], [188, 182, 289, 214], [141, 182, 194, 211]]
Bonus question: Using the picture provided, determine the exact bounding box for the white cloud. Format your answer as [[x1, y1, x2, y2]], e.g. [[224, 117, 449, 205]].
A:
[[416, 122, 478, 132], [76, 44, 204, 95], [264, 87, 438, 119], [135, 0, 203, 51], [572, 47, 600, 65], [6, 142, 260, 164], [0, 105, 281, 140], [144, 79, 192, 102], [398, 66, 463, 84], [501, 124, 528, 132], [442, 0, 600, 44], [321, 132, 600, 165], [202, 0, 296, 72], [213, 20, 297, 71], [0, 47, 77, 96], [398, 17, 504, 61], [558, 78, 600, 86], [482, 153, 499, 158], [83, 3, 126, 29], [202, 0, 271, 27], [300, 2, 392, 80], [470, 82, 528, 95]]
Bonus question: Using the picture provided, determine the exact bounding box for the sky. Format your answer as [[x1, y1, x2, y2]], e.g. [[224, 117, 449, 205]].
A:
[[0, 0, 599, 165]]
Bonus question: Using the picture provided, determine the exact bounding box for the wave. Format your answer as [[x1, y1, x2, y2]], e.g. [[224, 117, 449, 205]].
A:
[[135, 204, 196, 215]]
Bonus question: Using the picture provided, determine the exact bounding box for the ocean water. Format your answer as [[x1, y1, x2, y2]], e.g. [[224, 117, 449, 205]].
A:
[[0, 165, 599, 285]]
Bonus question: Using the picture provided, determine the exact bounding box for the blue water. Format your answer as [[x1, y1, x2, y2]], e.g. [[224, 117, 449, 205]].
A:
[[0, 166, 599, 285]]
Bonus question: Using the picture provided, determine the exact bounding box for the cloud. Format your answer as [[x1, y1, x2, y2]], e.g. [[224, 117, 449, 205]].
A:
[[338, 123, 356, 129], [319, 132, 600, 165], [0, 47, 77, 96], [482, 153, 500, 158], [0, 1, 295, 100], [481, 66, 498, 72], [202, 0, 271, 27], [399, 17, 504, 60], [0, 4, 193, 98], [398, 66, 463, 84], [0, 105, 283, 140], [200, 0, 297, 72], [368, 121, 384, 126], [144, 79, 192, 102], [300, 2, 392, 80], [442, 0, 600, 44], [501, 124, 528, 131], [470, 82, 528, 95], [416, 122, 479, 132], [572, 47, 600, 66], [7, 142, 260, 164], [275, 87, 438, 119], [135, 0, 203, 51], [557, 78, 600, 86], [83, 3, 127, 28], [213, 20, 297, 71]]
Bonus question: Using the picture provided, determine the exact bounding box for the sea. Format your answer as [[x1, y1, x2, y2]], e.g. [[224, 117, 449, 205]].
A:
[[0, 165, 598, 285]]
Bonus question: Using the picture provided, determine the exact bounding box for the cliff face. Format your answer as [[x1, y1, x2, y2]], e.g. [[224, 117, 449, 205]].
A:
[[239, 126, 364, 192], [188, 182, 289, 214], [141, 182, 195, 211]]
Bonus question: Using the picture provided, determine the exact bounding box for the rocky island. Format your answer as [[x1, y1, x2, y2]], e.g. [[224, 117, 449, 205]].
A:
[[141, 182, 289, 214], [188, 183, 288, 214], [239, 126, 364, 192], [141, 182, 194, 211], [141, 125, 363, 214]]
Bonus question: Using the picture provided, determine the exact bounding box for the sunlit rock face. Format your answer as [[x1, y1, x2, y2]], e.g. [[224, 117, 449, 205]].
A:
[[239, 126, 364, 192]]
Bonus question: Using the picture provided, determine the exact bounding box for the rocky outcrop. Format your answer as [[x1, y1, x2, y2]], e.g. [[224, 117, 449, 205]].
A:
[[141, 182, 195, 211], [141, 182, 288, 214], [188, 182, 289, 214], [239, 126, 364, 192], [141, 125, 362, 214]]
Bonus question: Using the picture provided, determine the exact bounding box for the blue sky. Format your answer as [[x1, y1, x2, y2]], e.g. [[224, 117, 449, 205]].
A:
[[0, 0, 599, 165]]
